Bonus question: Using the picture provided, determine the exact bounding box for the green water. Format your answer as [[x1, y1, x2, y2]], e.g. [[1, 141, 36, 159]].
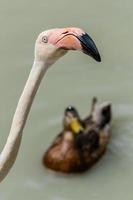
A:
[[0, 0, 133, 199]]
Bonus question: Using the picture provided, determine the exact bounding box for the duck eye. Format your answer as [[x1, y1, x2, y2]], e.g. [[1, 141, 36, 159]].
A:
[[42, 36, 48, 43]]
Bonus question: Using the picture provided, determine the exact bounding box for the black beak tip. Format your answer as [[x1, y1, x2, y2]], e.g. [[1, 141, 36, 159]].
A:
[[95, 53, 101, 62], [78, 33, 101, 62]]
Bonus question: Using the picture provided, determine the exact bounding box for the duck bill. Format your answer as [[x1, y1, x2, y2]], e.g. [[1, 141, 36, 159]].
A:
[[77, 33, 101, 62], [70, 119, 84, 134]]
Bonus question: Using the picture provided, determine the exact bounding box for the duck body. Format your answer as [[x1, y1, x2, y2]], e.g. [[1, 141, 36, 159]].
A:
[[43, 98, 112, 173], [43, 131, 83, 173]]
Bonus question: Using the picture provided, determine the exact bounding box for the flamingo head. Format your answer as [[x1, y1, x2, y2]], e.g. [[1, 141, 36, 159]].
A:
[[35, 27, 101, 65]]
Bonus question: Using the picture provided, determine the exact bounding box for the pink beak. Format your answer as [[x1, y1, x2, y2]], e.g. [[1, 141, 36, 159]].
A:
[[50, 27, 101, 62]]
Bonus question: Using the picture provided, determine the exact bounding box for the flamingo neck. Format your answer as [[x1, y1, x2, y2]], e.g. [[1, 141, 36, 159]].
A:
[[0, 59, 49, 182]]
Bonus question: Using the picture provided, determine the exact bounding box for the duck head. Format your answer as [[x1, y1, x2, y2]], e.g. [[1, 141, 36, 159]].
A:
[[63, 106, 84, 134]]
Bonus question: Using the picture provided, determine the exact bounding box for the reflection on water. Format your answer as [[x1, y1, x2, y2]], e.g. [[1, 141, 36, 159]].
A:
[[0, 0, 133, 199]]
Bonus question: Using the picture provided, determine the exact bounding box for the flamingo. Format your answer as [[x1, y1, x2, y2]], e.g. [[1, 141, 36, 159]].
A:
[[0, 27, 101, 182]]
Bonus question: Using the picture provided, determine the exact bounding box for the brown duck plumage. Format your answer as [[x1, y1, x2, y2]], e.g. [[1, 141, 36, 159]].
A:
[[43, 97, 112, 173]]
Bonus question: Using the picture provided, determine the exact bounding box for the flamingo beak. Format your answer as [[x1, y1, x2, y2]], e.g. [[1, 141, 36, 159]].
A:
[[54, 28, 101, 62], [77, 33, 101, 62]]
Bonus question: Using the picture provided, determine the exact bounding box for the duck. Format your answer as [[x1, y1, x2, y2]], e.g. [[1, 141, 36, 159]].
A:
[[43, 97, 112, 173]]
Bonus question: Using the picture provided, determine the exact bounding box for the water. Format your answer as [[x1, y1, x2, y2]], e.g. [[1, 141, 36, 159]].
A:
[[0, 0, 133, 199]]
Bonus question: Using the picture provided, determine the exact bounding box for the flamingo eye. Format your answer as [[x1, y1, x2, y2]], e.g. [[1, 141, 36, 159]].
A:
[[42, 36, 48, 43]]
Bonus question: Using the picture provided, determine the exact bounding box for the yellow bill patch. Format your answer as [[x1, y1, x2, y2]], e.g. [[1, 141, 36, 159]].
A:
[[70, 119, 84, 134]]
